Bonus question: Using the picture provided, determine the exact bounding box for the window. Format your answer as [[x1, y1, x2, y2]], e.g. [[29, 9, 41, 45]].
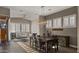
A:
[[15, 23, 21, 32], [21, 24, 30, 32], [53, 17, 62, 28], [25, 24, 30, 32], [46, 20, 52, 28], [21, 24, 26, 32], [63, 16, 69, 27], [70, 14, 76, 27], [63, 14, 76, 28], [53, 19, 57, 28], [15, 23, 30, 33]]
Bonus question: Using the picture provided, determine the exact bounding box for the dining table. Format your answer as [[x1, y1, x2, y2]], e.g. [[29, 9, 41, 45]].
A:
[[30, 35, 70, 53], [39, 35, 70, 53], [40, 37, 56, 52]]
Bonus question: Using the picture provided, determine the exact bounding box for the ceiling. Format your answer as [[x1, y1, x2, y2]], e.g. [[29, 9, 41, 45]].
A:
[[4, 6, 73, 21]]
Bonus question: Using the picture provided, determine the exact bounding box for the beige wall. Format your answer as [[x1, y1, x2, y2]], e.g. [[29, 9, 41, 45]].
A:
[[51, 28, 77, 46], [46, 6, 77, 20], [39, 16, 46, 35], [39, 6, 77, 48], [31, 20, 40, 35], [0, 7, 10, 16], [77, 7, 79, 52]]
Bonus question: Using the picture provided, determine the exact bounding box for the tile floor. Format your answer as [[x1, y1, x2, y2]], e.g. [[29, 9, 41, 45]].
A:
[[0, 39, 77, 53], [0, 41, 26, 53]]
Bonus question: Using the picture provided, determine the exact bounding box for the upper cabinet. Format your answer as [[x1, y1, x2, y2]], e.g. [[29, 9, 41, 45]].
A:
[[63, 14, 76, 28], [53, 17, 62, 28]]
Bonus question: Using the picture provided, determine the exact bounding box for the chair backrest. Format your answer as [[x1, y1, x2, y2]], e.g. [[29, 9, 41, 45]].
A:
[[32, 33, 37, 39]]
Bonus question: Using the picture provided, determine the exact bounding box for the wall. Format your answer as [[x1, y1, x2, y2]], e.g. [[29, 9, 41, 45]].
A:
[[0, 7, 10, 16], [8, 19, 16, 40], [46, 6, 77, 19], [31, 20, 40, 35], [51, 28, 77, 46], [77, 7, 79, 52], [39, 16, 46, 35], [44, 6, 77, 48]]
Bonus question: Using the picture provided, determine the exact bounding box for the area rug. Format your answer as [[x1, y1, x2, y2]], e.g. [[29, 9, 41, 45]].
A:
[[17, 42, 38, 53]]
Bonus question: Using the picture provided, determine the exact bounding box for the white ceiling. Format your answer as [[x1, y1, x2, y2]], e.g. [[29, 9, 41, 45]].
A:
[[4, 6, 73, 21]]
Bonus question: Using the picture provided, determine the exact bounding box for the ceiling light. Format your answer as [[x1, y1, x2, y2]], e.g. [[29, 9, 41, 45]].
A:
[[41, 6, 45, 8]]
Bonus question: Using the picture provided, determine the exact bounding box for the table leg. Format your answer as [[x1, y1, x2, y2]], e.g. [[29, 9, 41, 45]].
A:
[[30, 37, 31, 47], [45, 41, 47, 53]]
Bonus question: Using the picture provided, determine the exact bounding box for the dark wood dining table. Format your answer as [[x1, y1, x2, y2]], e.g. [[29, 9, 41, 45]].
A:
[[40, 37, 55, 52], [30, 35, 70, 53], [39, 35, 70, 53]]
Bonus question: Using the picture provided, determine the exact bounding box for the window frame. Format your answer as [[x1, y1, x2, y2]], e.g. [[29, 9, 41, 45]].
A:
[[53, 17, 62, 29]]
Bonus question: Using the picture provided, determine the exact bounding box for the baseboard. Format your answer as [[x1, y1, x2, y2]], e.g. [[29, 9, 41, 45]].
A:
[[70, 44, 77, 48]]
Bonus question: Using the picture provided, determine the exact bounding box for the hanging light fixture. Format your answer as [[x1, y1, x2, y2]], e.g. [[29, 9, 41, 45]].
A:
[[38, 6, 47, 24]]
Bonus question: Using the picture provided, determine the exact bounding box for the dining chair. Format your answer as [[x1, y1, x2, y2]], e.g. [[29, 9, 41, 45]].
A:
[[36, 35, 46, 52]]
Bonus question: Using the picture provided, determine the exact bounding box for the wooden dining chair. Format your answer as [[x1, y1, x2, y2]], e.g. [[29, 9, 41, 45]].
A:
[[37, 37, 46, 52]]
